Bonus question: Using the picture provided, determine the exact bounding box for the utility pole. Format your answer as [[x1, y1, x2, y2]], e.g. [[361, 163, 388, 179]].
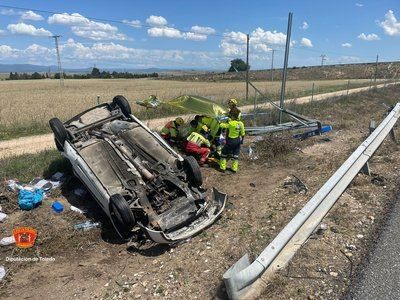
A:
[[279, 12, 293, 124], [51, 35, 64, 87], [270, 49, 275, 82], [320, 54, 326, 66], [245, 33, 250, 104], [374, 54, 379, 85]]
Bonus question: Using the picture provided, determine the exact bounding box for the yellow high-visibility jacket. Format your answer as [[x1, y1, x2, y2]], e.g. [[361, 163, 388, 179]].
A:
[[220, 119, 245, 139], [187, 132, 211, 147]]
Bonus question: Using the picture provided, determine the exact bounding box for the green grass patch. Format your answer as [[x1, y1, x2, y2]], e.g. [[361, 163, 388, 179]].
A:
[[0, 123, 50, 141], [0, 150, 71, 182]]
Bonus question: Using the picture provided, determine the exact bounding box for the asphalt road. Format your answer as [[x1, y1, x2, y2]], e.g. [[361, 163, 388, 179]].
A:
[[349, 196, 400, 299]]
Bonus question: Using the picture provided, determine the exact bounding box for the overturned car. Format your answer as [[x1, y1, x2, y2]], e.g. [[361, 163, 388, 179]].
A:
[[49, 95, 227, 244]]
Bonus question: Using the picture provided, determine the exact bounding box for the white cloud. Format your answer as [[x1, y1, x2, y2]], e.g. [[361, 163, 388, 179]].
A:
[[0, 8, 17, 16], [378, 10, 400, 36], [148, 26, 182, 39], [190, 26, 216, 35], [220, 28, 287, 56], [7, 23, 52, 37], [48, 13, 88, 26], [183, 32, 207, 41], [300, 21, 309, 30], [341, 42, 352, 47], [122, 19, 141, 28], [0, 29, 5, 35], [355, 3, 364, 7], [146, 15, 168, 27], [48, 12, 126, 41], [300, 37, 313, 48], [357, 32, 380, 41], [21, 11, 44, 21], [0, 45, 15, 57], [147, 26, 207, 41]]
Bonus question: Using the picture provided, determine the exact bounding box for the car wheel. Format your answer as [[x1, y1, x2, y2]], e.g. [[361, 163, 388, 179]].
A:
[[184, 156, 203, 186], [109, 194, 136, 239], [112, 95, 132, 117], [49, 118, 68, 151]]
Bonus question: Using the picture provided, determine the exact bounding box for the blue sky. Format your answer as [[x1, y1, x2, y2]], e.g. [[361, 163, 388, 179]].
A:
[[0, 0, 399, 70]]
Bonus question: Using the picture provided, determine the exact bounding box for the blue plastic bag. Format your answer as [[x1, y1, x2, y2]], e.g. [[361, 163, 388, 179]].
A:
[[18, 189, 44, 210]]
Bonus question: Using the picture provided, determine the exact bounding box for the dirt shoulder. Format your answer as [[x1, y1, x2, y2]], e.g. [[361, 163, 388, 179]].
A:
[[0, 82, 396, 160], [0, 86, 399, 299]]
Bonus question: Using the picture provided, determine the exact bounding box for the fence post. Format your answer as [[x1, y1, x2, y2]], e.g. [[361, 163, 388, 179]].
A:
[[279, 12, 293, 124], [254, 89, 257, 125], [97, 95, 100, 105], [346, 80, 350, 99], [310, 82, 314, 102], [245, 34, 249, 104]]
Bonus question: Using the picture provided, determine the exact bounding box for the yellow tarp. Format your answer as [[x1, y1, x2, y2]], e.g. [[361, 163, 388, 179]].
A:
[[167, 95, 226, 118]]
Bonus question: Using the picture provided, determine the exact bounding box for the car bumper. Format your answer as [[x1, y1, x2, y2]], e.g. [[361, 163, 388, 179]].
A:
[[140, 187, 227, 244]]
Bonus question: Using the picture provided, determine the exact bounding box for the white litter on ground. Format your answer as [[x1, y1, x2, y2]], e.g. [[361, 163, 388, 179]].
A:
[[0, 212, 7, 222], [0, 236, 15, 246], [0, 266, 5, 281]]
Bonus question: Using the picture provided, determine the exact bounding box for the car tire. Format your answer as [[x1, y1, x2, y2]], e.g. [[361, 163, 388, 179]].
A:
[[49, 118, 68, 151], [184, 156, 203, 186], [112, 95, 132, 117], [109, 194, 136, 239]]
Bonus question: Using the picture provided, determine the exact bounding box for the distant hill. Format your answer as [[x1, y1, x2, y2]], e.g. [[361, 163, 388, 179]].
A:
[[161, 61, 400, 81]]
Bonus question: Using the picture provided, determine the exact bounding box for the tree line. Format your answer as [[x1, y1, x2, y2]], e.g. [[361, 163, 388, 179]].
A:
[[7, 67, 159, 80]]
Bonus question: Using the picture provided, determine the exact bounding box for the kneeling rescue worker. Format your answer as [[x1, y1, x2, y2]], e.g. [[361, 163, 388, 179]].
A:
[[219, 107, 245, 173], [160, 117, 184, 146], [184, 124, 211, 166]]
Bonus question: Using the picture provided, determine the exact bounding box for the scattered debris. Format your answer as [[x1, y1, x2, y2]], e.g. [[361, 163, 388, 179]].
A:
[[70, 205, 85, 214], [0, 266, 5, 281], [371, 174, 386, 186], [74, 221, 101, 231], [249, 182, 256, 188], [18, 188, 44, 210], [329, 271, 339, 277], [356, 234, 364, 239], [283, 175, 308, 194], [0, 236, 15, 246], [315, 223, 328, 235], [346, 244, 357, 251], [6, 180, 23, 192], [0, 212, 7, 222], [52, 201, 64, 213], [30, 178, 61, 191]]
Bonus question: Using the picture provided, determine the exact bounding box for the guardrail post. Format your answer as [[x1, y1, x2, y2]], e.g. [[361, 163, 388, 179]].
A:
[[360, 162, 371, 176]]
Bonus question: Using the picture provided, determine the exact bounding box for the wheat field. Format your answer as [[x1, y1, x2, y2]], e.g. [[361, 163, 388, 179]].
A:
[[0, 78, 373, 130]]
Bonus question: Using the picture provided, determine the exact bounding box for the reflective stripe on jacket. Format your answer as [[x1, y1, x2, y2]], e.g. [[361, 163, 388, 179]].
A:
[[219, 119, 245, 139], [187, 132, 211, 147]]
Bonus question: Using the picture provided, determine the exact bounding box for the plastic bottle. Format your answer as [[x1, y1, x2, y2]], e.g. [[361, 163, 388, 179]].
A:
[[74, 221, 101, 231]]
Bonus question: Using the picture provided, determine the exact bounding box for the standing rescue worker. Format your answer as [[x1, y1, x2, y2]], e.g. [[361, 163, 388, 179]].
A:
[[160, 117, 184, 146], [184, 125, 211, 166], [219, 107, 245, 173], [227, 98, 242, 120]]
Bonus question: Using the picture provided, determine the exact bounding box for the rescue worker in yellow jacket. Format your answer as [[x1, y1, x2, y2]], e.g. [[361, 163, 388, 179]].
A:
[[227, 98, 242, 120], [219, 107, 245, 173], [160, 117, 184, 146], [197, 115, 223, 156], [184, 125, 211, 166]]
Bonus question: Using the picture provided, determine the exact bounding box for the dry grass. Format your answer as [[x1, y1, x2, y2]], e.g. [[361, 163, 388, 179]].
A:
[[0, 78, 373, 137]]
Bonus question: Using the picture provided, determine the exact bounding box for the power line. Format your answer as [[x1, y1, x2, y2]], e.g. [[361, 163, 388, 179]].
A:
[[50, 35, 64, 87], [320, 54, 326, 66]]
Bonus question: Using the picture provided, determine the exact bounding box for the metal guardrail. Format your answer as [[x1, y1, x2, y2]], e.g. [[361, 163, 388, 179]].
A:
[[223, 102, 400, 300]]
